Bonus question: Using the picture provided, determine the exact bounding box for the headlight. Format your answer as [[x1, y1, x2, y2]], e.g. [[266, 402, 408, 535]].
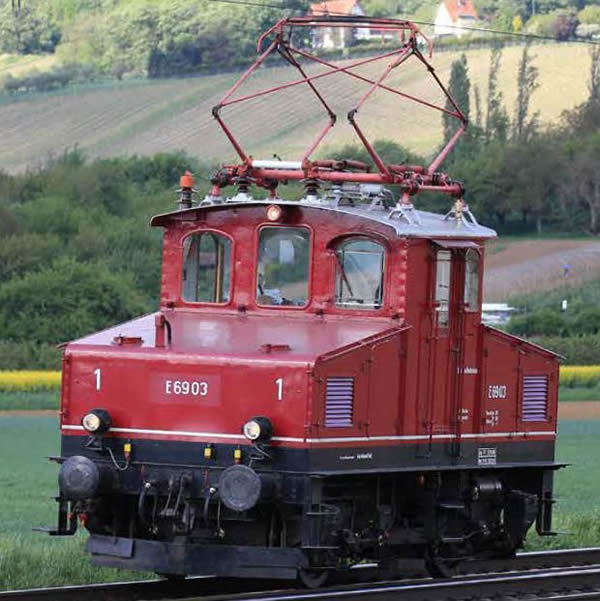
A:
[[82, 409, 111, 434], [242, 416, 273, 442], [266, 204, 282, 221]]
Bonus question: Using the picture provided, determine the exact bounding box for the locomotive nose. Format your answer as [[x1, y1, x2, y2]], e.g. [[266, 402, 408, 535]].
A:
[[59, 455, 100, 500]]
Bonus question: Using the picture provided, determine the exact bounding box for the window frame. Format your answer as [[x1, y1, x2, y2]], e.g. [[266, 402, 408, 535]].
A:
[[332, 235, 387, 312], [179, 228, 235, 307], [254, 223, 313, 310], [463, 248, 481, 313], [434, 248, 452, 330]]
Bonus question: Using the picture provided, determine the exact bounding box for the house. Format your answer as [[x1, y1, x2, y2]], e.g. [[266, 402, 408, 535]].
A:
[[308, 0, 378, 49], [434, 0, 478, 38]]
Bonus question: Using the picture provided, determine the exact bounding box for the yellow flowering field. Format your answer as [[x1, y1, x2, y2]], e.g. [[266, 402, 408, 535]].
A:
[[0, 367, 599, 394], [0, 371, 61, 392], [560, 366, 600, 388]]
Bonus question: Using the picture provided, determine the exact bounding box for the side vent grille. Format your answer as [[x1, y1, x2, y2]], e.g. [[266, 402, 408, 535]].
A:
[[522, 375, 549, 422], [325, 377, 354, 427]]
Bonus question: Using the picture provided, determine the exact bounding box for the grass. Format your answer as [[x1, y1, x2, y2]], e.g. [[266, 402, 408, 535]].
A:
[[0, 43, 592, 173], [0, 416, 145, 590], [559, 386, 600, 402], [0, 415, 598, 589], [525, 419, 600, 550], [0, 391, 59, 410]]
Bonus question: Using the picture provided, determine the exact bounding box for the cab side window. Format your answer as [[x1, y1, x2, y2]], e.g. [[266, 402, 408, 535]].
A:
[[335, 238, 385, 309], [463, 249, 480, 311], [435, 249, 451, 327], [182, 232, 232, 303]]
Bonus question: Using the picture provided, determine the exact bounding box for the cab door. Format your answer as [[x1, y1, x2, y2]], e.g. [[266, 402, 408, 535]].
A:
[[421, 241, 482, 454]]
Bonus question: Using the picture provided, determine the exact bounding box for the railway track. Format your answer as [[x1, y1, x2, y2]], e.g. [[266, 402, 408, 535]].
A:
[[2, 547, 600, 601]]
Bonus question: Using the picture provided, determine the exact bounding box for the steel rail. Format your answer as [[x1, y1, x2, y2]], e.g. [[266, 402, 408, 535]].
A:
[[0, 577, 291, 601], [2, 547, 600, 601], [211, 566, 600, 601]]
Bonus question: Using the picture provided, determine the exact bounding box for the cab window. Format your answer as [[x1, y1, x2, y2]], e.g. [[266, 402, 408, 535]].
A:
[[335, 238, 385, 309], [182, 232, 232, 303], [257, 227, 310, 306], [435, 249, 451, 327], [464, 249, 480, 311]]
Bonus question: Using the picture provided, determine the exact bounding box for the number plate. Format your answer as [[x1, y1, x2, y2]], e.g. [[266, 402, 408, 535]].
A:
[[153, 374, 221, 406]]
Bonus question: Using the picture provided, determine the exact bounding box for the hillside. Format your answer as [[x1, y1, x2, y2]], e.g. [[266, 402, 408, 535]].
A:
[[0, 42, 592, 173]]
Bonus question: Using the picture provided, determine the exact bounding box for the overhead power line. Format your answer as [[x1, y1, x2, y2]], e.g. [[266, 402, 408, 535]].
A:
[[201, 0, 600, 47]]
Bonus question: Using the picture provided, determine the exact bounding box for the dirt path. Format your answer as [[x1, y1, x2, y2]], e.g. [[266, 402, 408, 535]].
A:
[[484, 240, 600, 301], [558, 401, 600, 420]]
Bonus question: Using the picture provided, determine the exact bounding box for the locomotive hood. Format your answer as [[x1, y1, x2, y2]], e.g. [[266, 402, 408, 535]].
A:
[[65, 311, 398, 362], [60, 312, 403, 446]]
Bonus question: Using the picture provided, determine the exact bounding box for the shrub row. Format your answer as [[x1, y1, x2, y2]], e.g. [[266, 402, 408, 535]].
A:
[[2, 64, 98, 95], [0, 340, 61, 371], [530, 334, 600, 365], [507, 307, 600, 338]]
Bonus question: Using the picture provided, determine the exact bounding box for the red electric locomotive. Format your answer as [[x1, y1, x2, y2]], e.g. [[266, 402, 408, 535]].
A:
[[45, 16, 561, 585]]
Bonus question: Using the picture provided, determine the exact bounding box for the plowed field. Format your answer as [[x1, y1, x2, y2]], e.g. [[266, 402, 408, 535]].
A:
[[484, 239, 600, 300], [0, 43, 592, 173]]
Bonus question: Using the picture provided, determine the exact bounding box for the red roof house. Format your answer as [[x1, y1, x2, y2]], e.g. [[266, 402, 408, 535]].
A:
[[434, 0, 479, 37]]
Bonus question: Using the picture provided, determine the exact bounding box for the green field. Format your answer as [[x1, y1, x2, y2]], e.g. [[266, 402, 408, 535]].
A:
[[0, 415, 598, 590], [0, 43, 592, 173]]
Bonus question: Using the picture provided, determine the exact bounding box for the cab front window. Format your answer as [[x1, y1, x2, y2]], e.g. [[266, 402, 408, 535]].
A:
[[182, 232, 232, 303], [335, 238, 385, 309], [257, 227, 310, 306]]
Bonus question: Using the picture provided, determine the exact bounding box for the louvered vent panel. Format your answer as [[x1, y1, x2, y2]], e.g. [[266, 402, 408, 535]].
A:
[[325, 377, 354, 427], [522, 375, 548, 422]]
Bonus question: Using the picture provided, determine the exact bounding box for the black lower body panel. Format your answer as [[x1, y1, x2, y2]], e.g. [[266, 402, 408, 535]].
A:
[[87, 535, 306, 579], [60, 434, 559, 475]]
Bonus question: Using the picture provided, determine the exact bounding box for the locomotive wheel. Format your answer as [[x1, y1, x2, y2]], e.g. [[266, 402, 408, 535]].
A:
[[298, 568, 329, 588]]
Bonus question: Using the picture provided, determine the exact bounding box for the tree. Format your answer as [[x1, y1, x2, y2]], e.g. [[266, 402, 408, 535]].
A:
[[589, 44, 600, 102], [508, 135, 562, 233], [0, 4, 61, 54], [0, 258, 148, 344], [513, 42, 539, 142], [551, 14, 578, 40], [563, 133, 600, 234], [485, 44, 509, 143], [473, 84, 483, 128], [443, 54, 470, 145]]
